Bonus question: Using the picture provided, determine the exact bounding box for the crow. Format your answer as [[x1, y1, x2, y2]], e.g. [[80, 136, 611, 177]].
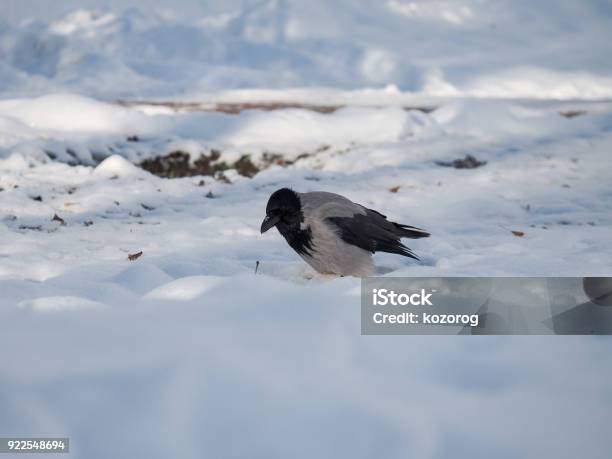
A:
[[260, 188, 429, 277]]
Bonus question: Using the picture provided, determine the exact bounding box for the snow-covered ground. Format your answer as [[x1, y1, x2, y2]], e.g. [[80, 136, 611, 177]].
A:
[[2, 1, 612, 99], [1, 94, 612, 280], [1, 2, 612, 458]]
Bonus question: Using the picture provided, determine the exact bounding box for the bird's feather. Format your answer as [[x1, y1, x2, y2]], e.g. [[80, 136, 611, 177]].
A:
[[298, 191, 429, 261], [299, 191, 366, 220], [325, 208, 429, 260]]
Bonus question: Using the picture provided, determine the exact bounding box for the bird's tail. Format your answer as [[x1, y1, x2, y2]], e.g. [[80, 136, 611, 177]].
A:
[[394, 223, 430, 239]]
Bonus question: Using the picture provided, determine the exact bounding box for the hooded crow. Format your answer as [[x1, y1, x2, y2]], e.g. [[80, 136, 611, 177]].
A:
[[260, 188, 429, 277]]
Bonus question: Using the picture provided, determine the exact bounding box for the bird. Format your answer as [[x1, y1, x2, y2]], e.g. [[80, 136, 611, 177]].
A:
[[260, 188, 429, 277]]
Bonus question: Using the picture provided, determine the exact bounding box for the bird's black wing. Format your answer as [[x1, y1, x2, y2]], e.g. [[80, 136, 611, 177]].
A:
[[325, 208, 429, 260]]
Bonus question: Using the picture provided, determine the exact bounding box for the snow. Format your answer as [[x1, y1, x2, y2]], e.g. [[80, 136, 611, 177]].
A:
[[17, 295, 105, 311], [1, 93, 611, 458], [1, 1, 612, 99], [1, 1, 612, 458], [220, 106, 411, 147], [0, 93, 154, 134], [93, 154, 150, 178]]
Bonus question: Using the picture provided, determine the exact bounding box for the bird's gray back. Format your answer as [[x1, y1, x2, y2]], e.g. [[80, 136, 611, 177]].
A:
[[296, 191, 373, 276], [298, 191, 366, 220], [298, 190, 425, 264]]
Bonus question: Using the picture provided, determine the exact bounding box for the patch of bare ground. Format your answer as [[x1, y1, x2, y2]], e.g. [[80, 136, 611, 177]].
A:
[[436, 154, 487, 169], [559, 110, 587, 118], [139, 147, 323, 179], [140, 150, 229, 178], [116, 100, 437, 114]]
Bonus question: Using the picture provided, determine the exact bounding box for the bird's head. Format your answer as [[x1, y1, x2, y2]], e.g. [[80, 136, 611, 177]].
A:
[[261, 188, 301, 233]]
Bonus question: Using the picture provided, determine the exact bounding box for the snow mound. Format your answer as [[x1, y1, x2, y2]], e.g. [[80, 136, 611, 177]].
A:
[[220, 107, 413, 148], [111, 263, 174, 295], [144, 276, 226, 301], [17, 295, 105, 311], [93, 154, 151, 178], [0, 94, 159, 135]]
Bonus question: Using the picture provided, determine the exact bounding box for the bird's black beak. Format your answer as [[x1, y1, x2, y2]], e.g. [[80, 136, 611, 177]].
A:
[[260, 215, 280, 233]]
